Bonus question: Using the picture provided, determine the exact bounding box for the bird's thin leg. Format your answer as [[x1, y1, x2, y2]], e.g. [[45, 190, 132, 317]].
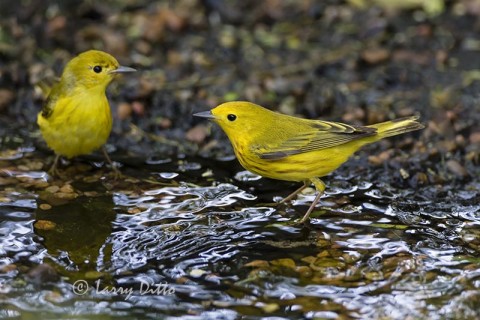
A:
[[102, 146, 121, 178], [281, 181, 309, 203], [298, 178, 326, 223], [48, 154, 61, 177]]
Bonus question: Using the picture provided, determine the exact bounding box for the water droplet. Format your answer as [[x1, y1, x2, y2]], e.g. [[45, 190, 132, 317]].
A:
[[157, 172, 179, 179], [234, 170, 262, 182]]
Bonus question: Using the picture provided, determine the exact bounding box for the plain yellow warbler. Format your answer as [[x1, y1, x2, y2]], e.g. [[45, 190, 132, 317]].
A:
[[194, 101, 424, 223], [37, 50, 135, 176]]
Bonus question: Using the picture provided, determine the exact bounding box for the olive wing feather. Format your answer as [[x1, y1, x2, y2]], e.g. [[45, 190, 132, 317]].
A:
[[39, 80, 62, 119], [254, 120, 377, 160]]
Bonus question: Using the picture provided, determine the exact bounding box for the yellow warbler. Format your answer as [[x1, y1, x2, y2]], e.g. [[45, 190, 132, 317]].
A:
[[194, 101, 424, 223], [37, 50, 136, 176]]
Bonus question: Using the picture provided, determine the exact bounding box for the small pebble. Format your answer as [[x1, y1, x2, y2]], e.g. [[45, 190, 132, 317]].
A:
[[411, 172, 428, 186], [270, 258, 296, 269], [0, 264, 17, 273], [59, 184, 74, 193], [446, 159, 468, 177], [470, 132, 480, 144], [117, 102, 132, 120], [34, 181, 50, 188], [400, 168, 410, 179], [127, 208, 142, 214], [189, 269, 207, 277], [54, 192, 78, 200], [244, 260, 270, 268], [84, 191, 99, 197], [26, 264, 59, 284], [34, 220, 56, 230], [186, 124, 209, 143], [0, 196, 12, 203], [259, 303, 280, 313], [363, 270, 384, 281], [0, 89, 15, 111], [295, 266, 313, 277], [45, 186, 60, 193], [39, 203, 52, 210], [44, 291, 63, 303], [361, 48, 390, 64]]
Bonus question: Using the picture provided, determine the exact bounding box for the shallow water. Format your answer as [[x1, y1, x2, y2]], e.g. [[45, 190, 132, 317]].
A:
[[0, 148, 479, 319]]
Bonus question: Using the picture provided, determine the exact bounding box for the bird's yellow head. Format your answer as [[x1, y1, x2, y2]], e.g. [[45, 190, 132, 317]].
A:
[[61, 50, 136, 90], [194, 101, 276, 142]]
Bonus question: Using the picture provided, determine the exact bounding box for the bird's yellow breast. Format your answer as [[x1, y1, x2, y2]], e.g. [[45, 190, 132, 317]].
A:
[[235, 145, 354, 182], [37, 90, 112, 158]]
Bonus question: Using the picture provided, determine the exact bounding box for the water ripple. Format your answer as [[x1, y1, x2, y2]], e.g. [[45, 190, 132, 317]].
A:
[[115, 183, 256, 220], [108, 183, 272, 273]]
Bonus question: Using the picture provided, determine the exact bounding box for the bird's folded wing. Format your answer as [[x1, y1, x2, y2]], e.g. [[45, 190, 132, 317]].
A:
[[254, 120, 377, 160], [40, 82, 62, 119], [35, 76, 60, 98]]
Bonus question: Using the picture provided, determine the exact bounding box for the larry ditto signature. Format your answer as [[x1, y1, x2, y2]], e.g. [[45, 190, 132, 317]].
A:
[[73, 279, 175, 300]]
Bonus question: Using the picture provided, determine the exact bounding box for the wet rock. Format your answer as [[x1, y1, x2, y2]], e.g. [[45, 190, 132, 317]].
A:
[[189, 269, 207, 277], [0, 195, 12, 202], [244, 260, 270, 268], [45, 185, 60, 193], [270, 258, 296, 269], [103, 30, 129, 57], [132, 101, 145, 117], [368, 149, 394, 166], [0, 89, 15, 112], [439, 290, 480, 319], [446, 159, 468, 178], [26, 264, 59, 285], [363, 270, 384, 281], [53, 192, 78, 200], [295, 266, 313, 277], [470, 132, 480, 144], [309, 258, 345, 270], [84, 191, 100, 197], [342, 251, 361, 264], [361, 48, 390, 64], [0, 264, 17, 273], [410, 172, 428, 187], [466, 150, 479, 163], [117, 102, 132, 120], [44, 291, 64, 304], [39, 203, 52, 210], [259, 302, 280, 313], [126, 207, 141, 214], [59, 184, 74, 193], [46, 15, 67, 37], [133, 8, 186, 44], [34, 220, 56, 230], [186, 124, 210, 143], [342, 107, 365, 123]]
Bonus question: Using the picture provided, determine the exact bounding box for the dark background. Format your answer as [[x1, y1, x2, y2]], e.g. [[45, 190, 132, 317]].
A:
[[0, 0, 478, 181]]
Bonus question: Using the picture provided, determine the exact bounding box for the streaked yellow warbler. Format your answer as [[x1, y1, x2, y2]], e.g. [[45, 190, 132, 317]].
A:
[[194, 101, 424, 222], [37, 50, 136, 176]]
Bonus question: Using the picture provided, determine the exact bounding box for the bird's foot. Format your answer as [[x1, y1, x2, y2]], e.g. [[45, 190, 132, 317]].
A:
[[47, 155, 64, 179], [110, 166, 123, 180]]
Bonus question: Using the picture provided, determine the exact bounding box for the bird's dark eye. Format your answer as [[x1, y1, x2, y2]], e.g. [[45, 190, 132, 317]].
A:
[[227, 114, 237, 121], [93, 66, 102, 73]]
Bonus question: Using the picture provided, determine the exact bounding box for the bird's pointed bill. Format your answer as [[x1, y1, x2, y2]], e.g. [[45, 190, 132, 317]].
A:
[[109, 66, 136, 74], [193, 111, 216, 119]]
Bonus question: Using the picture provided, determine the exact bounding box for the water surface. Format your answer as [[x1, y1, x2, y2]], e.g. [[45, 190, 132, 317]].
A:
[[0, 149, 479, 319]]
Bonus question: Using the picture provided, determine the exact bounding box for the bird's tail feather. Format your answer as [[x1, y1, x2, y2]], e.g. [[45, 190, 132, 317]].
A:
[[368, 116, 424, 139]]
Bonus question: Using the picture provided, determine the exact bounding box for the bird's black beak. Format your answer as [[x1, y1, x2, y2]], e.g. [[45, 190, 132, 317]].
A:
[[193, 111, 216, 119]]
